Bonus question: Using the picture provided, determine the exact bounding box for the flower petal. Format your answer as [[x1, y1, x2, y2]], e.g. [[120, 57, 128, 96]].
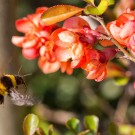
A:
[[22, 48, 39, 60], [38, 57, 60, 74], [63, 16, 89, 32], [36, 7, 48, 14], [95, 70, 106, 82], [109, 22, 127, 46], [120, 20, 135, 38], [16, 18, 34, 33], [22, 37, 38, 48], [54, 47, 72, 61], [71, 42, 84, 60], [60, 62, 73, 75], [127, 34, 135, 51], [11, 36, 24, 47]]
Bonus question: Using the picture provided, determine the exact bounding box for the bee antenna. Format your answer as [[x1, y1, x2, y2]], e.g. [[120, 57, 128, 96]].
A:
[[18, 66, 32, 77], [22, 73, 32, 77], [18, 66, 22, 75]]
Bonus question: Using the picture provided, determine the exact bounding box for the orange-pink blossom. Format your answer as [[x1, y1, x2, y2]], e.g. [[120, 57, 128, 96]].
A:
[[12, 8, 117, 81], [12, 7, 56, 60], [108, 9, 135, 52]]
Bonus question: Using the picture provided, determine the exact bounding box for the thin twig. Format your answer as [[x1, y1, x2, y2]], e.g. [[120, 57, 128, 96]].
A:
[[113, 84, 135, 123]]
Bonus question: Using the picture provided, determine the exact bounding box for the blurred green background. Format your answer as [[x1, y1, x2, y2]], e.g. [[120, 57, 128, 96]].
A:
[[1, 0, 135, 135]]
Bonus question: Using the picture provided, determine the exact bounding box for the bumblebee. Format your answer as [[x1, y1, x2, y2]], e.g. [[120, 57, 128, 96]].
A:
[[0, 74, 34, 106]]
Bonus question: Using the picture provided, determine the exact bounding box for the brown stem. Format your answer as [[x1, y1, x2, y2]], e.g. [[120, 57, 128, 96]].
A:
[[113, 84, 135, 123], [89, 15, 135, 63], [111, 38, 135, 62]]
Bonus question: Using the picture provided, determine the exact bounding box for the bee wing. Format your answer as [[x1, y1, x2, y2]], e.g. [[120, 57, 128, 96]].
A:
[[9, 88, 35, 106], [14, 84, 27, 94]]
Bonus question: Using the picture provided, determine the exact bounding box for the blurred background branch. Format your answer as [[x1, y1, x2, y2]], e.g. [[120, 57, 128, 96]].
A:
[[0, 0, 21, 135]]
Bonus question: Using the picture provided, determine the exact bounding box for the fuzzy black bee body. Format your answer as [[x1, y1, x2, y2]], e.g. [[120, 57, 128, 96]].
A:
[[0, 74, 34, 106]]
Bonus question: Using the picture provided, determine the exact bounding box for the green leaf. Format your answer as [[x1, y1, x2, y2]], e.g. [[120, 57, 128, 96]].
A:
[[35, 128, 46, 135], [48, 125, 54, 135], [119, 125, 131, 135], [119, 124, 135, 135], [132, 128, 135, 135], [23, 113, 39, 135], [41, 5, 84, 25], [108, 122, 119, 135], [84, 0, 108, 15], [84, 0, 114, 6], [83, 0, 94, 5], [114, 77, 129, 86], [66, 117, 80, 133], [38, 120, 49, 135], [107, 0, 115, 5], [84, 115, 99, 133]]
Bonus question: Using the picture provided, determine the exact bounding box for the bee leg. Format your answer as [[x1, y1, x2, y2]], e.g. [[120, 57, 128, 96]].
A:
[[0, 94, 4, 104]]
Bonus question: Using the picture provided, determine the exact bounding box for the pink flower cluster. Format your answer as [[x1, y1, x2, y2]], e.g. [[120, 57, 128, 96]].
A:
[[108, 9, 135, 52], [12, 7, 116, 82]]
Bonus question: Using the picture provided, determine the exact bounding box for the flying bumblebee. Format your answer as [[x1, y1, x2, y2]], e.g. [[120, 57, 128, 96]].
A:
[[0, 74, 34, 106]]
